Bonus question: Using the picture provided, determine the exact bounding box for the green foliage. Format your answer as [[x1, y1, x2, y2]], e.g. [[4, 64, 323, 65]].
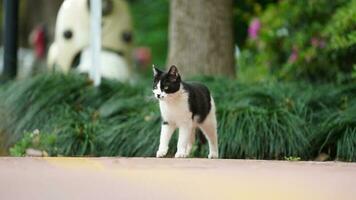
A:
[[210, 81, 312, 159], [1, 74, 355, 161], [9, 130, 56, 157], [54, 105, 102, 156], [239, 0, 355, 82], [284, 156, 301, 161], [0, 73, 160, 157], [313, 107, 356, 162], [233, 0, 278, 46], [129, 0, 169, 67], [324, 0, 356, 51], [307, 83, 356, 161], [323, 0, 356, 76]]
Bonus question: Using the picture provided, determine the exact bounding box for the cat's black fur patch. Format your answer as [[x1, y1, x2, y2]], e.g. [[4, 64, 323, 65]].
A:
[[182, 82, 211, 123], [153, 67, 181, 94], [159, 73, 181, 94]]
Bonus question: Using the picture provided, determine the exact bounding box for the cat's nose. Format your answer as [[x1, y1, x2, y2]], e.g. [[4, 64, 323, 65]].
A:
[[156, 94, 161, 99]]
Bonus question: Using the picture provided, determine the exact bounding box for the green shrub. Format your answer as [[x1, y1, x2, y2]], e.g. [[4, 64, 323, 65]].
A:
[[323, 0, 356, 77], [239, 0, 355, 82], [212, 82, 312, 159], [312, 105, 356, 162], [308, 83, 356, 161], [9, 130, 56, 157], [233, 0, 278, 46], [324, 0, 356, 51], [1, 74, 355, 161]]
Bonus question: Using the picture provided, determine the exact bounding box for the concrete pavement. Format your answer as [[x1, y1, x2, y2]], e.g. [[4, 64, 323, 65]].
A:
[[0, 157, 356, 200]]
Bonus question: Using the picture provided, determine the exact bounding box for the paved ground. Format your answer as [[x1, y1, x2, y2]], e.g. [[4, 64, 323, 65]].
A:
[[0, 157, 356, 200]]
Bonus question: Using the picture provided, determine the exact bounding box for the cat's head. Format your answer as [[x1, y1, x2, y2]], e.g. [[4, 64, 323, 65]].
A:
[[152, 65, 181, 100]]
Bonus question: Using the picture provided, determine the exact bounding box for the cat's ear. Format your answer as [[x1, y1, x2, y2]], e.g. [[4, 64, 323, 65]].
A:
[[152, 65, 163, 77], [168, 65, 179, 80]]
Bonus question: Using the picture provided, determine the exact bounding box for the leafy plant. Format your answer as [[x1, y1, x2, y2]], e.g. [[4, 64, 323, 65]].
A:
[[9, 130, 56, 157], [233, 0, 278, 46], [1, 73, 355, 161], [239, 0, 355, 82], [312, 103, 356, 162], [323, 0, 356, 77], [284, 156, 301, 161]]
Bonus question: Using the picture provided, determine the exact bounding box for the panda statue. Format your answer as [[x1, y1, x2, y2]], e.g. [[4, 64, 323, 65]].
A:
[[47, 0, 133, 82]]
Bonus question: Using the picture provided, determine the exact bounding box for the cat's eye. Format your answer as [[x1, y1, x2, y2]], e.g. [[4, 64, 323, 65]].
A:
[[164, 86, 169, 90], [153, 86, 157, 89]]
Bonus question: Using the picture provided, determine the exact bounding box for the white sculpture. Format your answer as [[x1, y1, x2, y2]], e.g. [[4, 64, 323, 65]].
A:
[[47, 0, 133, 81]]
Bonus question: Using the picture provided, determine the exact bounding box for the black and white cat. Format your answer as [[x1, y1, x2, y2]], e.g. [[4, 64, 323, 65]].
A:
[[152, 65, 219, 159]]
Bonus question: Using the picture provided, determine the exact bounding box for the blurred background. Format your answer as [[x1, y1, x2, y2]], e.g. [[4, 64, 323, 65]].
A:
[[0, 0, 355, 161]]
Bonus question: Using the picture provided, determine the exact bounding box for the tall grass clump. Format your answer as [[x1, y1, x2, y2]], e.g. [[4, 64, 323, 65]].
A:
[[207, 79, 312, 159], [0, 73, 355, 161], [0, 73, 157, 156], [308, 83, 356, 161]]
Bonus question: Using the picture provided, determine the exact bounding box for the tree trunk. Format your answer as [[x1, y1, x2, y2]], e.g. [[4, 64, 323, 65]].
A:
[[167, 0, 235, 78]]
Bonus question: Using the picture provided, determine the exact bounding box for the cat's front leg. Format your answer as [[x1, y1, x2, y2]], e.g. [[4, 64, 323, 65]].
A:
[[156, 123, 176, 158], [175, 125, 193, 158]]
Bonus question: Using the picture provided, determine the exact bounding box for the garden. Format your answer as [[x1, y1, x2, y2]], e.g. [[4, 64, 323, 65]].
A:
[[0, 0, 355, 162]]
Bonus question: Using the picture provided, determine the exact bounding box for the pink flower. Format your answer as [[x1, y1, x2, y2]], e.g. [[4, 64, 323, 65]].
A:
[[248, 18, 261, 40], [319, 39, 326, 49], [288, 47, 298, 63], [310, 37, 327, 49], [133, 47, 151, 69], [311, 37, 319, 47]]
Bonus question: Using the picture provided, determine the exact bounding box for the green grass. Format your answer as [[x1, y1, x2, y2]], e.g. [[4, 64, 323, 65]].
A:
[[307, 83, 356, 161], [0, 73, 355, 161]]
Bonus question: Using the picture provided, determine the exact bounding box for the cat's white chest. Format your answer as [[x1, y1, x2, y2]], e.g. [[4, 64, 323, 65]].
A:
[[159, 95, 191, 126]]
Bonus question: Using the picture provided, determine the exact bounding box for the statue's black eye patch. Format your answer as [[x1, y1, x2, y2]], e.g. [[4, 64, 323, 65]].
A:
[[63, 30, 73, 40]]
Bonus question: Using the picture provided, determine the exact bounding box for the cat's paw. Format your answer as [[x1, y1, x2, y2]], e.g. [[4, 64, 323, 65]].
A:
[[175, 151, 189, 158], [208, 152, 219, 159], [156, 149, 168, 158]]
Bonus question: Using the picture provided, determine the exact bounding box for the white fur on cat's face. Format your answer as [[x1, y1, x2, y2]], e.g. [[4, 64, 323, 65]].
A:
[[153, 81, 182, 100], [152, 81, 167, 100]]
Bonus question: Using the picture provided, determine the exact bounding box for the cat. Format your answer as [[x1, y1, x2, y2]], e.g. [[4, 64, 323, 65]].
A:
[[152, 65, 219, 159]]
